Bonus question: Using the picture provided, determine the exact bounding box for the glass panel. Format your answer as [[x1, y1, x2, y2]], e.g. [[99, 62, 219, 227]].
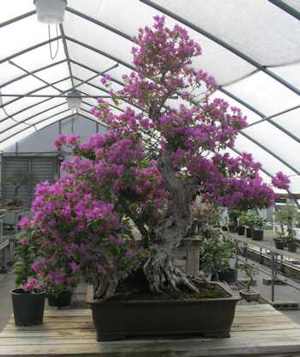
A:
[[0, 63, 23, 87], [26, 105, 70, 126], [270, 63, 300, 91], [150, 0, 300, 66], [70, 0, 254, 85], [11, 40, 66, 72], [225, 71, 300, 116], [0, 0, 33, 23], [274, 108, 300, 137], [36, 61, 70, 84], [282, 0, 300, 12], [234, 134, 295, 177], [0, 16, 50, 61], [34, 110, 72, 130], [243, 122, 300, 169], [0, 127, 36, 151], [67, 41, 115, 74]]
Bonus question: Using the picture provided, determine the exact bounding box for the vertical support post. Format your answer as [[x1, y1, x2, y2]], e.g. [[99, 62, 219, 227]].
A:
[[259, 247, 263, 264], [185, 238, 201, 277], [271, 253, 276, 302]]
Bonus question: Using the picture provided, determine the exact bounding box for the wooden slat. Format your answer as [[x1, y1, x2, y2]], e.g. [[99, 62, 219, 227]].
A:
[[1, 304, 300, 356]]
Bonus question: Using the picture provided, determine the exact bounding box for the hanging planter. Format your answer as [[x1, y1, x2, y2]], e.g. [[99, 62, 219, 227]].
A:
[[34, 0, 67, 24]]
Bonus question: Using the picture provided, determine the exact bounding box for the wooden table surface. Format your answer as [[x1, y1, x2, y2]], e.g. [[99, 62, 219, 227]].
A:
[[1, 304, 300, 356]]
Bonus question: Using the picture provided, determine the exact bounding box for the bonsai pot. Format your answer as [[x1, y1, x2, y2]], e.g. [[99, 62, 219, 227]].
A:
[[88, 282, 240, 341], [48, 290, 72, 307], [212, 268, 237, 284], [237, 226, 245, 236], [239, 289, 260, 302], [287, 241, 297, 253], [246, 227, 252, 238], [11, 289, 45, 326], [252, 228, 263, 241], [274, 238, 285, 250]]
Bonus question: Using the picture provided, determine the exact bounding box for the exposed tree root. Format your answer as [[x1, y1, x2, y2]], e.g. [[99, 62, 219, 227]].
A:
[[143, 250, 199, 294]]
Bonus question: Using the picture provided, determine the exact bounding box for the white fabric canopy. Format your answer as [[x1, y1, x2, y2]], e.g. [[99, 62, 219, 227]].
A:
[[0, 0, 299, 192]]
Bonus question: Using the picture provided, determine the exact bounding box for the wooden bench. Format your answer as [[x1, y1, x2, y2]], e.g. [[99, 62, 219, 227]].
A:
[[1, 304, 300, 356]]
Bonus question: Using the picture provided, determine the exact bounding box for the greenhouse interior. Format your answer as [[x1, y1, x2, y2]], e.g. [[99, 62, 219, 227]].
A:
[[0, 0, 299, 356]]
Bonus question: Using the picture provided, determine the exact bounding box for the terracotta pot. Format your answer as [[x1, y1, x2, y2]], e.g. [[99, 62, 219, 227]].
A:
[[88, 282, 240, 341]]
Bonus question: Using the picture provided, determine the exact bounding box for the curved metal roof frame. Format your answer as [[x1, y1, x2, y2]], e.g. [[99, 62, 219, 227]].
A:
[[0, 1, 299, 191]]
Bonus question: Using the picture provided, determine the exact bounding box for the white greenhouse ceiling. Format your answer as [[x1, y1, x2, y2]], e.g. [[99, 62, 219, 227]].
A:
[[0, 0, 299, 192]]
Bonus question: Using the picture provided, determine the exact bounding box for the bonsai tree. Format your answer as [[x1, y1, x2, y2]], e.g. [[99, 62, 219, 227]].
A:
[[21, 17, 289, 300], [275, 204, 298, 241], [5, 171, 34, 208]]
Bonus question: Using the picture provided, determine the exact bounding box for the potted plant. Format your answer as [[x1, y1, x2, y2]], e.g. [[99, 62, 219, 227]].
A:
[[274, 205, 298, 252], [274, 225, 286, 250], [200, 235, 237, 283], [11, 226, 45, 326], [239, 263, 260, 302], [228, 209, 239, 233], [252, 214, 265, 241], [243, 212, 256, 238], [237, 212, 247, 236], [18, 17, 288, 341]]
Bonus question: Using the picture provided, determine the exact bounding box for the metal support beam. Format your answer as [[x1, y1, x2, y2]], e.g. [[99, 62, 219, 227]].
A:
[[0, 108, 71, 145], [65, 36, 135, 71], [0, 94, 111, 99], [59, 24, 75, 88], [268, 0, 300, 21], [0, 36, 61, 66], [221, 87, 300, 144], [0, 76, 71, 123], [9, 60, 64, 94], [240, 131, 300, 174], [0, 59, 67, 90], [0, 102, 67, 136], [140, 0, 299, 95], [0, 10, 36, 29]]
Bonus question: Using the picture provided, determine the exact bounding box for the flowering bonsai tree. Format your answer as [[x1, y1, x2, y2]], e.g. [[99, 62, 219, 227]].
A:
[[24, 17, 289, 299]]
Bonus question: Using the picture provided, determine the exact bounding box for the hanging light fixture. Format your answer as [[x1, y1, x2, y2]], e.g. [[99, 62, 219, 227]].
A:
[[34, 0, 67, 24], [66, 90, 82, 110]]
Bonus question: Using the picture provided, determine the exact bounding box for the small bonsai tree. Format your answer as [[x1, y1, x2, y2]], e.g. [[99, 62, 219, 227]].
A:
[[240, 263, 257, 292], [275, 204, 298, 242], [5, 171, 34, 208], [20, 17, 289, 300]]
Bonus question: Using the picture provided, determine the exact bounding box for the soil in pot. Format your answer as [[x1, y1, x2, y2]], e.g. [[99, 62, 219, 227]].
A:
[[237, 226, 245, 236], [246, 227, 252, 238], [48, 290, 72, 307], [88, 270, 240, 341], [274, 238, 285, 250], [11, 289, 45, 326], [252, 229, 264, 241], [239, 289, 260, 302], [287, 241, 297, 253]]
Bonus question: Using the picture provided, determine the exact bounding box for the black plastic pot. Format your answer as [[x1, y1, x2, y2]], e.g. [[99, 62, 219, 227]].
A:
[[237, 226, 245, 236], [287, 241, 297, 253], [228, 224, 237, 233], [48, 290, 72, 307], [274, 238, 285, 250], [88, 282, 240, 341], [246, 227, 252, 238], [11, 289, 45, 326], [212, 268, 237, 284], [252, 229, 264, 241]]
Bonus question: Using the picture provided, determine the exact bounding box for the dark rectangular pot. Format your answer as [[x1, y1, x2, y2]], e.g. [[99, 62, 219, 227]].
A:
[[252, 229, 264, 241], [88, 282, 240, 341], [274, 238, 285, 250], [237, 226, 245, 236], [228, 224, 237, 233], [11, 289, 45, 326], [287, 241, 297, 253], [246, 227, 252, 238]]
